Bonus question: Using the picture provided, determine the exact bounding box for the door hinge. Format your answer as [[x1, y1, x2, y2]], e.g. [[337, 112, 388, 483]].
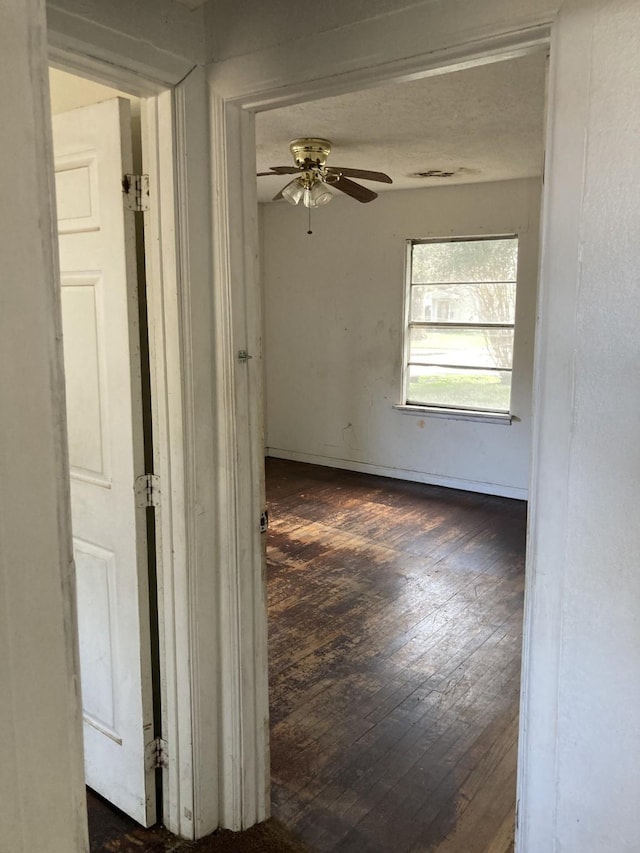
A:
[[145, 736, 168, 771], [122, 173, 150, 212], [260, 509, 269, 533], [135, 474, 160, 508]]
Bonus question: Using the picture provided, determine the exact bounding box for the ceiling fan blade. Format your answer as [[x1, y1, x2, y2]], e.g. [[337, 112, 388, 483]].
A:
[[332, 176, 378, 203], [256, 166, 300, 177], [326, 166, 392, 183]]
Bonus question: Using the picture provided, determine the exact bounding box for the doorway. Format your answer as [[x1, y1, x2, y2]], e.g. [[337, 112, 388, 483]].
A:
[[45, 35, 229, 838], [49, 68, 160, 830], [255, 49, 546, 851]]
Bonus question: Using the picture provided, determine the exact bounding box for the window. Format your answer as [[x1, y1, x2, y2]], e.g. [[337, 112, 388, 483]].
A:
[[403, 236, 518, 415]]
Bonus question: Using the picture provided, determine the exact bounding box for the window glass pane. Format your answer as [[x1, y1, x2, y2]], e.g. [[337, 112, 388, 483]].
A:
[[411, 238, 518, 283], [407, 366, 512, 412], [409, 326, 514, 370], [410, 282, 516, 324]]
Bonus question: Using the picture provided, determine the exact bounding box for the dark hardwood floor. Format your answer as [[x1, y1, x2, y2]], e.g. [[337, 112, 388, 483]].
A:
[[266, 457, 526, 853], [85, 457, 524, 852]]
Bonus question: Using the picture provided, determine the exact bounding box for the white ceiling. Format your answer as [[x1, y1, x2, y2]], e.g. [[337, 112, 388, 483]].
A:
[[255, 50, 547, 203], [173, 0, 208, 9]]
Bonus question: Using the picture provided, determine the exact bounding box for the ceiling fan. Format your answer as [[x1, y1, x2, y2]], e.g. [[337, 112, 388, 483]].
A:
[[257, 138, 393, 207]]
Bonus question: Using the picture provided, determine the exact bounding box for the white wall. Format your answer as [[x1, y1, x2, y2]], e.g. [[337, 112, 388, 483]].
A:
[[0, 0, 88, 850], [206, 0, 558, 63], [48, 67, 140, 115], [262, 178, 541, 498], [520, 1, 640, 850]]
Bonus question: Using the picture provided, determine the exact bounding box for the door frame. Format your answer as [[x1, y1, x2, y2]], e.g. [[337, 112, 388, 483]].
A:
[[47, 41, 202, 841], [47, 10, 269, 837], [205, 3, 561, 848]]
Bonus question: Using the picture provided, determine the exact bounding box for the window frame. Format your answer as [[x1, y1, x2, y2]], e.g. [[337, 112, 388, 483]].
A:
[[398, 234, 519, 422]]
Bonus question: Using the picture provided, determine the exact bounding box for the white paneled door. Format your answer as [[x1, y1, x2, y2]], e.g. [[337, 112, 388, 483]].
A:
[[53, 99, 157, 826]]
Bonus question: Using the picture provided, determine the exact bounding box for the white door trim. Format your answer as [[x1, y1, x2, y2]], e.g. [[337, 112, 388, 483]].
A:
[[140, 84, 194, 838], [46, 6, 197, 92], [207, 90, 270, 832], [205, 0, 560, 842]]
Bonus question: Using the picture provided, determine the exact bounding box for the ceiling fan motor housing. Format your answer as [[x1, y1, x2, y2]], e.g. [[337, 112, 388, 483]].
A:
[[289, 138, 332, 168]]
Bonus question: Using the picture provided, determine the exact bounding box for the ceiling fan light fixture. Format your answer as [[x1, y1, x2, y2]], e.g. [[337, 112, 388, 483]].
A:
[[258, 137, 392, 209], [303, 181, 334, 208], [281, 179, 305, 205]]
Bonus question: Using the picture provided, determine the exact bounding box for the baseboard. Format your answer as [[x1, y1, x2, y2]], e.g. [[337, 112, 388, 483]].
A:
[[265, 447, 528, 500]]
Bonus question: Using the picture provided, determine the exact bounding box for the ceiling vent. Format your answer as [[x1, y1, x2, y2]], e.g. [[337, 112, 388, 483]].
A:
[[414, 169, 457, 178], [411, 166, 480, 179]]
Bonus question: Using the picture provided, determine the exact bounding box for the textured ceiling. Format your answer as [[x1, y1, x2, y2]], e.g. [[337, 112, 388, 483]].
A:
[[173, 0, 208, 9], [255, 51, 547, 203]]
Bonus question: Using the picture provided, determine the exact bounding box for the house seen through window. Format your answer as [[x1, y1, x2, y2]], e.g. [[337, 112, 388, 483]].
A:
[[404, 236, 518, 414]]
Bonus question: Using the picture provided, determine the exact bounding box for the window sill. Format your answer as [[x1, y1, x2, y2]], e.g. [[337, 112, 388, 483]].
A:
[[392, 404, 513, 425]]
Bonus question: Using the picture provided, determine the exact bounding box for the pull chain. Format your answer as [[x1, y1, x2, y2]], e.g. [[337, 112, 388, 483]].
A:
[[307, 205, 312, 235]]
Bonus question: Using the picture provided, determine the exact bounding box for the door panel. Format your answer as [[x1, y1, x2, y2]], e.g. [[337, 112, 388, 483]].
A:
[[53, 98, 156, 827], [60, 274, 108, 481]]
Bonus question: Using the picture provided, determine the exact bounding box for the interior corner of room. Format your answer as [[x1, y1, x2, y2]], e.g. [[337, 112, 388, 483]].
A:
[[257, 50, 546, 502]]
